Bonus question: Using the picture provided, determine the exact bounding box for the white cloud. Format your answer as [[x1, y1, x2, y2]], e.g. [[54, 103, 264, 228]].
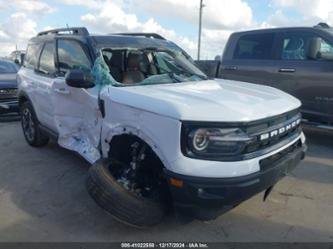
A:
[[127, 0, 257, 58], [15, 0, 56, 14], [262, 0, 333, 30], [0, 0, 53, 56], [135, 0, 254, 30], [72, 0, 255, 58], [0, 12, 37, 56], [57, 0, 101, 9], [79, 1, 198, 56], [0, 0, 56, 15], [273, 0, 333, 20]]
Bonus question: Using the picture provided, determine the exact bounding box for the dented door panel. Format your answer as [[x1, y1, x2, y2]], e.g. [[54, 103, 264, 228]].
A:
[[52, 77, 102, 163]]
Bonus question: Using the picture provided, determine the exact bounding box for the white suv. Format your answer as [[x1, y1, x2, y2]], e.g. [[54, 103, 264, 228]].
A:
[[17, 27, 306, 227]]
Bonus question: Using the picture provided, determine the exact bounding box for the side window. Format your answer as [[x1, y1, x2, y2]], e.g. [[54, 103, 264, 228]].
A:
[[279, 31, 333, 60], [57, 39, 91, 74], [281, 32, 315, 60], [318, 39, 333, 60], [233, 33, 274, 60], [38, 42, 55, 75], [24, 44, 40, 69]]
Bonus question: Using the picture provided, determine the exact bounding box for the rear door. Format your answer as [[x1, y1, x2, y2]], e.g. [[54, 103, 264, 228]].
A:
[[18, 43, 43, 116], [221, 32, 279, 88], [273, 29, 333, 123], [33, 41, 58, 130]]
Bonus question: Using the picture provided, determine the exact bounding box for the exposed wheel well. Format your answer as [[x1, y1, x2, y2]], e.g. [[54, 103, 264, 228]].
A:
[[108, 134, 173, 207], [108, 134, 165, 171], [18, 95, 29, 108]]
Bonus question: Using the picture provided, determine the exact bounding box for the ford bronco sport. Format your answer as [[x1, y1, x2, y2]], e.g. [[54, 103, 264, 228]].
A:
[[17, 27, 306, 227]]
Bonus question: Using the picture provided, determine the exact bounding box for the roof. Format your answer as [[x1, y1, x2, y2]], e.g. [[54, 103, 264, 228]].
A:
[[90, 35, 179, 50], [232, 24, 333, 36], [28, 27, 177, 50]]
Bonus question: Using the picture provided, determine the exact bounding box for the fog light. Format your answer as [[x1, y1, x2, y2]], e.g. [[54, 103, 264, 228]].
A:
[[198, 188, 204, 195]]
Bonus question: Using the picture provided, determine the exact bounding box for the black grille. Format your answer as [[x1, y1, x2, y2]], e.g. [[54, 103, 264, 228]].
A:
[[242, 110, 302, 156], [0, 88, 17, 99]]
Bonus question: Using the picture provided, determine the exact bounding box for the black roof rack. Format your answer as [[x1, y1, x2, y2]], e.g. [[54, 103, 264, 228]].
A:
[[37, 27, 89, 37], [112, 33, 166, 40], [314, 22, 330, 29]]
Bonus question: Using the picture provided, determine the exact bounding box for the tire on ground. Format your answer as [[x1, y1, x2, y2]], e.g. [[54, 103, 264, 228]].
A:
[[87, 159, 167, 227], [20, 101, 49, 147]]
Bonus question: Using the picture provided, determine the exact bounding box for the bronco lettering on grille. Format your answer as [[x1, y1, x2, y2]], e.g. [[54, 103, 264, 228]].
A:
[[260, 118, 301, 141]]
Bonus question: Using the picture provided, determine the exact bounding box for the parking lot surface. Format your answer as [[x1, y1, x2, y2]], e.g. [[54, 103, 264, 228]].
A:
[[0, 120, 332, 242]]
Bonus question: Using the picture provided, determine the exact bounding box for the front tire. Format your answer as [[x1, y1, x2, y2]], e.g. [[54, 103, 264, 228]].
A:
[[20, 101, 49, 147], [87, 158, 168, 228]]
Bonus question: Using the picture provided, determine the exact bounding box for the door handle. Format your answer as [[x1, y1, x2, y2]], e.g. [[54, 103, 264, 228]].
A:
[[53, 88, 70, 95], [223, 66, 238, 71], [279, 68, 295, 73]]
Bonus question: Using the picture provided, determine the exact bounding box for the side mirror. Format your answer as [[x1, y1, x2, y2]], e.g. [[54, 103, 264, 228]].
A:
[[65, 69, 95, 88], [14, 59, 20, 65], [214, 55, 221, 61], [307, 37, 321, 60]]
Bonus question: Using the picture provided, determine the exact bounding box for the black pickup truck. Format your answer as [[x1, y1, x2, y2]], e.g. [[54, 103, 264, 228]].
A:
[[196, 23, 333, 127]]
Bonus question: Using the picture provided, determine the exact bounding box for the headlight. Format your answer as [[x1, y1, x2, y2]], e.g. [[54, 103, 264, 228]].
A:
[[191, 128, 210, 151], [182, 126, 252, 160]]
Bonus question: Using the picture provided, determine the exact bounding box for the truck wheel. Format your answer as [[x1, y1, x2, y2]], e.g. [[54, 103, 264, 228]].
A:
[[20, 101, 49, 147]]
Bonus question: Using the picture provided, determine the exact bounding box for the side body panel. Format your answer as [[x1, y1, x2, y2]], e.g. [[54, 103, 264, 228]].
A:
[[17, 67, 40, 113], [29, 72, 58, 130], [100, 86, 182, 171]]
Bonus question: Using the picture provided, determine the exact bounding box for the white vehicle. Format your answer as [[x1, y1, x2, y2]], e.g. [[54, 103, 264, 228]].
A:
[[17, 28, 306, 227]]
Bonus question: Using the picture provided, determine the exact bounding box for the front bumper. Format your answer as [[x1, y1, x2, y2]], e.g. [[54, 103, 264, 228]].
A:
[[164, 139, 307, 220], [0, 99, 19, 115]]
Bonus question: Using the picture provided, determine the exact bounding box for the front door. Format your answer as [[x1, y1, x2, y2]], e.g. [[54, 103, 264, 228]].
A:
[[274, 30, 333, 123], [51, 38, 102, 163]]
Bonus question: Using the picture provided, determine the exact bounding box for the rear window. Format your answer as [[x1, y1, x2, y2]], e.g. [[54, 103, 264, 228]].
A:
[[233, 33, 274, 60], [24, 44, 40, 69]]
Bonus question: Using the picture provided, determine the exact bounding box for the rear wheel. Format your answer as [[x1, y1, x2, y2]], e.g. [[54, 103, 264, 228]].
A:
[[87, 137, 171, 227], [20, 101, 49, 147]]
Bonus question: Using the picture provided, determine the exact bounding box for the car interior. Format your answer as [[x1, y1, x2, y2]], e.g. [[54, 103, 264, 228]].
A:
[[101, 49, 158, 84]]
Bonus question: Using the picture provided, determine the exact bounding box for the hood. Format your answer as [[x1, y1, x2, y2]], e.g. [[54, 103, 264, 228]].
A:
[[109, 79, 301, 122], [0, 74, 17, 89]]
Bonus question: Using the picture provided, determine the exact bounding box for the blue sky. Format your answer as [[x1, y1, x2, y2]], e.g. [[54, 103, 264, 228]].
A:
[[0, 0, 332, 58]]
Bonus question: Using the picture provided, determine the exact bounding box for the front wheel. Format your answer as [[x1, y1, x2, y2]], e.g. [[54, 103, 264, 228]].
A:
[[87, 159, 168, 227], [20, 101, 49, 147]]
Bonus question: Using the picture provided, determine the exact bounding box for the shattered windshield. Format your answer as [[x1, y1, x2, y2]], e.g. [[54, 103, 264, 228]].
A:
[[97, 47, 208, 87]]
